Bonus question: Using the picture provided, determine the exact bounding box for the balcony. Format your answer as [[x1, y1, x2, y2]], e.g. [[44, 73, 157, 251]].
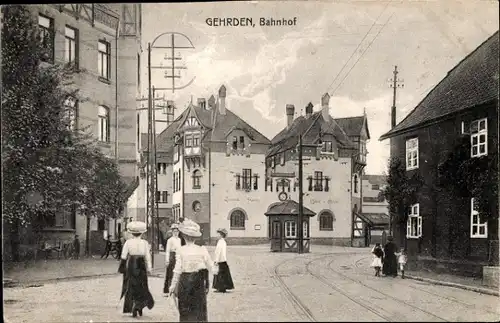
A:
[[53, 4, 119, 31]]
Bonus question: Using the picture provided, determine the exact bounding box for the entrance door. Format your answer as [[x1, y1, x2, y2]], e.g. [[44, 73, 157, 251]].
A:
[[271, 220, 282, 251]]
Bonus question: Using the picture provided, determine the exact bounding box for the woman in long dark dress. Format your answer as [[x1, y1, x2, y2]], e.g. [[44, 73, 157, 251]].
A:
[[213, 228, 234, 293], [163, 223, 181, 295], [118, 221, 155, 318], [169, 218, 214, 322], [382, 236, 398, 277]]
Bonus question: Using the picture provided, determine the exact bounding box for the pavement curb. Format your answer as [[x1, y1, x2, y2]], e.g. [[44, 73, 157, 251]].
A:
[[406, 274, 499, 296]]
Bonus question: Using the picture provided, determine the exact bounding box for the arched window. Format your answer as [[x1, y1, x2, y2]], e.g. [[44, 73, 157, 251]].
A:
[[229, 209, 246, 230], [353, 174, 359, 193], [319, 211, 334, 231], [98, 106, 109, 142], [192, 170, 201, 189]]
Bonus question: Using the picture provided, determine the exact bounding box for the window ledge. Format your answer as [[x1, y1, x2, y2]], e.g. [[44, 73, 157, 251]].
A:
[[193, 186, 201, 189], [319, 228, 333, 231], [230, 227, 245, 230], [406, 167, 419, 171], [41, 227, 76, 233], [470, 235, 488, 239], [98, 76, 111, 85], [407, 236, 421, 239]]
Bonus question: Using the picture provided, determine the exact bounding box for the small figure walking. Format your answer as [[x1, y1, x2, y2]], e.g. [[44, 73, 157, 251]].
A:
[[163, 223, 181, 295], [169, 219, 214, 322], [101, 235, 112, 259], [370, 243, 384, 277], [212, 228, 234, 293], [397, 248, 408, 279]]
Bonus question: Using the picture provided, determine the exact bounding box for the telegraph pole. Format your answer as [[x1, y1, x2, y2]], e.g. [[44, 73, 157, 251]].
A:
[[388, 65, 404, 236], [298, 135, 304, 254]]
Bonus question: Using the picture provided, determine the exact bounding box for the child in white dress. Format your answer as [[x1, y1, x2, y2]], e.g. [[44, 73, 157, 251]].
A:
[[370, 243, 384, 277], [397, 248, 408, 279]]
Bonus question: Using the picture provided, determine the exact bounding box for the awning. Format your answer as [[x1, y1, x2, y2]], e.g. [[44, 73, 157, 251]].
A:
[[357, 212, 390, 226], [265, 200, 316, 217]]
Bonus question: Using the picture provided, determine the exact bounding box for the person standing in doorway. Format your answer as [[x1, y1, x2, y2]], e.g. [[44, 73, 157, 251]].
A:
[[163, 223, 181, 295], [212, 228, 234, 293], [169, 218, 214, 322]]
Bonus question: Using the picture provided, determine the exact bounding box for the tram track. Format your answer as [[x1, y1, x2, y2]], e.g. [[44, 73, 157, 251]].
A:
[[326, 257, 450, 322]]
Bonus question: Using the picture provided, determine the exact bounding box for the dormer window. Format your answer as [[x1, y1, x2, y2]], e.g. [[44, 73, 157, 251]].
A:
[[322, 141, 333, 153], [232, 136, 238, 150], [239, 136, 245, 149]]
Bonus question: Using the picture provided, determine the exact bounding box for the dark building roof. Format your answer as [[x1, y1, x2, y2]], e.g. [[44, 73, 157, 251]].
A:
[[265, 200, 316, 217], [335, 115, 370, 139], [363, 174, 387, 186], [123, 176, 140, 200], [380, 30, 499, 140], [359, 213, 389, 226], [141, 91, 271, 153], [268, 111, 366, 157]]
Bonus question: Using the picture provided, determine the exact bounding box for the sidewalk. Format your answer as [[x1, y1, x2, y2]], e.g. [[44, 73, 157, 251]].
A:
[[3, 253, 167, 285], [406, 269, 499, 296]]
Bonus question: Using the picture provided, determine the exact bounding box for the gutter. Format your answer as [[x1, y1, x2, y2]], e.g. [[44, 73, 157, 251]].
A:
[[114, 19, 119, 164]]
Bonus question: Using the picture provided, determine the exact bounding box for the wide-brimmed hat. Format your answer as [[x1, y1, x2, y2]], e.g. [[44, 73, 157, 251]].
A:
[[178, 218, 202, 237], [216, 228, 228, 237], [127, 221, 147, 234], [171, 223, 179, 230]]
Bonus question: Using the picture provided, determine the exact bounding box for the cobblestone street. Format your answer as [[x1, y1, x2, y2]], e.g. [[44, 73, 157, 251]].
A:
[[4, 246, 500, 322]]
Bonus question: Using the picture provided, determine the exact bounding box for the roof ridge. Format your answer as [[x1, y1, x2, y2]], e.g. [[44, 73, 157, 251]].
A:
[[225, 109, 272, 143], [380, 30, 499, 140]]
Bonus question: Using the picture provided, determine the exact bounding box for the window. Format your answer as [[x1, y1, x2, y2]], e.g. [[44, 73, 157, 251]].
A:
[[253, 174, 259, 190], [38, 15, 54, 63], [185, 134, 193, 147], [232, 136, 237, 150], [319, 211, 334, 231], [157, 163, 167, 175], [98, 219, 106, 231], [98, 106, 109, 142], [406, 203, 422, 239], [314, 171, 323, 191], [371, 184, 380, 191], [137, 53, 141, 90], [64, 26, 78, 67], [161, 191, 169, 203], [230, 209, 245, 229], [173, 144, 180, 163], [353, 174, 359, 193], [322, 141, 333, 153], [192, 170, 201, 189], [173, 172, 177, 193], [279, 153, 285, 166], [277, 179, 290, 192], [193, 134, 200, 147], [284, 221, 297, 238], [470, 198, 487, 238], [98, 40, 111, 80], [242, 169, 252, 190], [303, 221, 308, 238], [178, 169, 181, 191], [63, 96, 78, 131], [359, 140, 367, 163], [405, 138, 419, 170], [239, 136, 245, 149], [470, 118, 488, 157], [235, 174, 241, 190]]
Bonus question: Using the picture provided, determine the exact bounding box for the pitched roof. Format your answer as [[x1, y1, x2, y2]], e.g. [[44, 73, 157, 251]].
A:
[[268, 111, 358, 157], [335, 115, 370, 139], [264, 200, 316, 216], [363, 175, 387, 186], [380, 31, 499, 140], [143, 90, 271, 153]]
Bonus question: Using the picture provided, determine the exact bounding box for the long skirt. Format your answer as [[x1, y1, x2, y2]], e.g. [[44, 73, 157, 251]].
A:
[[163, 252, 176, 294], [120, 256, 155, 314], [177, 269, 209, 322], [382, 254, 398, 277], [213, 261, 234, 292]]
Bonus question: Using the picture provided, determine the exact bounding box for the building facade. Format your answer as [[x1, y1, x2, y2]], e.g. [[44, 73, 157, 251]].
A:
[[131, 87, 370, 247], [28, 4, 141, 253], [380, 31, 499, 276], [361, 175, 390, 245]]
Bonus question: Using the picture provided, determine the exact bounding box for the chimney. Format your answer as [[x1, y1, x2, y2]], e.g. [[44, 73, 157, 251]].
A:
[[208, 95, 216, 110], [321, 93, 330, 121], [197, 98, 206, 109], [286, 104, 295, 128], [218, 85, 226, 115], [305, 102, 313, 118]]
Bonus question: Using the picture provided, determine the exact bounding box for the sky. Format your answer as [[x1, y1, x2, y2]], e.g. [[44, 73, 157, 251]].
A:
[[138, 0, 499, 175]]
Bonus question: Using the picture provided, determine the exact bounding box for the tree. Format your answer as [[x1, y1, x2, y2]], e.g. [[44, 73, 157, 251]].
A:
[[2, 5, 128, 261]]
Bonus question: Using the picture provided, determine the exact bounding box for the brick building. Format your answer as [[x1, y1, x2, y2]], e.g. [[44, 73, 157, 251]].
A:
[[16, 4, 142, 255], [380, 31, 499, 276]]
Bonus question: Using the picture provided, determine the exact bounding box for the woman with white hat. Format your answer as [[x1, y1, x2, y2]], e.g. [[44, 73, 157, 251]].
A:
[[212, 228, 234, 293], [169, 218, 214, 322], [118, 221, 155, 318], [163, 223, 182, 295]]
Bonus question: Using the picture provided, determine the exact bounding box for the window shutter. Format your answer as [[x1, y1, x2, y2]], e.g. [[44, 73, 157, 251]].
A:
[[325, 177, 330, 192], [417, 216, 422, 237], [406, 218, 411, 237]]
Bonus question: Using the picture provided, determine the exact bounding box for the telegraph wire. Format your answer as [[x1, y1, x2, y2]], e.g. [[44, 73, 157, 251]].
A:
[[325, 2, 391, 94], [330, 12, 394, 97]]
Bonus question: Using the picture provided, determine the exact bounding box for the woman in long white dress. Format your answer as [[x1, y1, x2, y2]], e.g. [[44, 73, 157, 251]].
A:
[[163, 223, 181, 295], [169, 218, 214, 322]]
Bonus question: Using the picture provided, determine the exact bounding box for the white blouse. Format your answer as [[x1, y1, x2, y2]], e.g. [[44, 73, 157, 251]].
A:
[[166, 236, 182, 265], [121, 237, 152, 272], [173, 244, 214, 275], [214, 238, 227, 263]]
